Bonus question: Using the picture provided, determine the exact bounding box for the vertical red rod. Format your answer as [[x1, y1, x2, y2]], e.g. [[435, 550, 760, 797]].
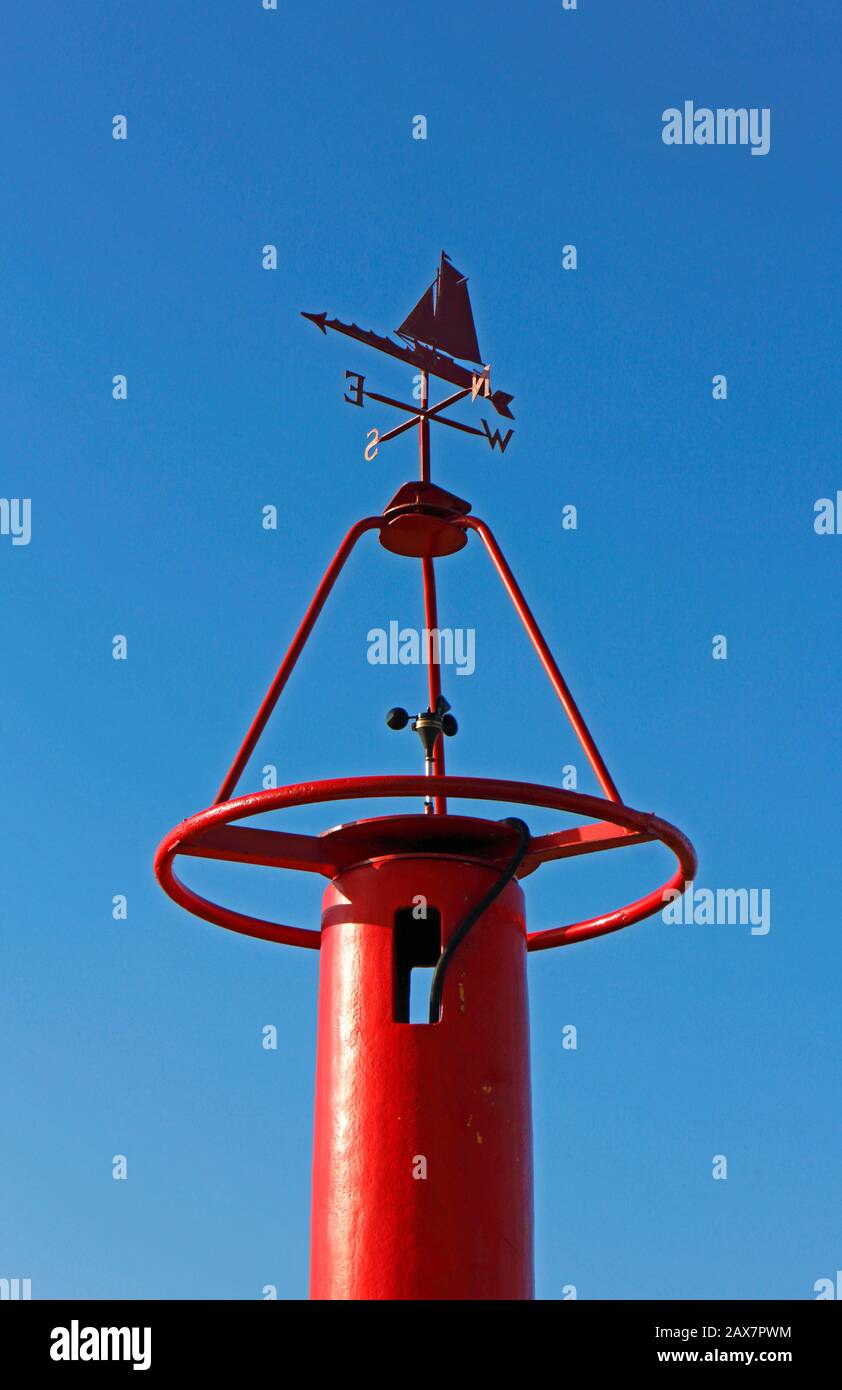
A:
[[462, 516, 622, 803], [418, 369, 431, 484], [417, 368, 444, 813], [422, 555, 447, 814], [214, 516, 382, 805]]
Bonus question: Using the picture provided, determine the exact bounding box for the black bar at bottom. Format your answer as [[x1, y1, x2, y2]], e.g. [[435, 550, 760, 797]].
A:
[[1, 1298, 838, 1374]]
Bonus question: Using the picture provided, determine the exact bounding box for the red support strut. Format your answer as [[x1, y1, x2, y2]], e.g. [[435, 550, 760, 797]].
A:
[[460, 516, 622, 803], [214, 516, 382, 805]]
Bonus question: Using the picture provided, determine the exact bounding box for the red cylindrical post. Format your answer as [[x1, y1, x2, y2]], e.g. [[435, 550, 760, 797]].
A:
[[310, 854, 533, 1300]]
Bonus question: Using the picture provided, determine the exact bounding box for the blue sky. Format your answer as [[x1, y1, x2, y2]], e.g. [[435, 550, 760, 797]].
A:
[[2, 1, 840, 1299]]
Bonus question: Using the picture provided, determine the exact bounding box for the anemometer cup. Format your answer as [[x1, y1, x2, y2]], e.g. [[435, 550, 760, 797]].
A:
[[153, 774, 697, 953]]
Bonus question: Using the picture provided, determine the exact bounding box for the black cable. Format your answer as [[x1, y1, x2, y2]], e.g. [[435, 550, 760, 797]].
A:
[[428, 817, 531, 1023]]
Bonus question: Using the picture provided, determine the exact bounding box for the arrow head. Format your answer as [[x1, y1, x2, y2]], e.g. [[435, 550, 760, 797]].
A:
[[301, 311, 328, 334], [491, 390, 515, 420]]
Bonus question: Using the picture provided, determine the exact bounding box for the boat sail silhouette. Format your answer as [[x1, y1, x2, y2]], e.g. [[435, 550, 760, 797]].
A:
[[397, 252, 482, 365]]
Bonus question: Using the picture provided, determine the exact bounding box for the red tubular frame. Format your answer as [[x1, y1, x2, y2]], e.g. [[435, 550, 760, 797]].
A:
[[156, 501, 694, 958], [154, 775, 697, 953], [212, 510, 622, 809]]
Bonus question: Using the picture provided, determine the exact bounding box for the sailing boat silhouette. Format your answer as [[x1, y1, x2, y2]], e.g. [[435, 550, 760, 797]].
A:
[[397, 252, 482, 366]]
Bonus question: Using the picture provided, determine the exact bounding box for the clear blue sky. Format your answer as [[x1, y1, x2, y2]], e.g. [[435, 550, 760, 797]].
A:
[[2, 1, 839, 1300]]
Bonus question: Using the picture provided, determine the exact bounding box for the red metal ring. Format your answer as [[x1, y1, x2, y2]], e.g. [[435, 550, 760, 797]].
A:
[[154, 775, 696, 952]]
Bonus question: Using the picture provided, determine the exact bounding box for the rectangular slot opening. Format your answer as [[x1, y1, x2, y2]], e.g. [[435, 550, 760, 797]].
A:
[[393, 907, 442, 1024]]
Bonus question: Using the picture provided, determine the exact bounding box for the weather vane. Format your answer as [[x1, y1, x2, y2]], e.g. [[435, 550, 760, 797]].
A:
[[303, 250, 515, 476]]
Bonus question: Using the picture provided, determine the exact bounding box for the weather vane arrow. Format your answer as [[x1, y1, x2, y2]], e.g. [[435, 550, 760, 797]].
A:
[[302, 251, 515, 479]]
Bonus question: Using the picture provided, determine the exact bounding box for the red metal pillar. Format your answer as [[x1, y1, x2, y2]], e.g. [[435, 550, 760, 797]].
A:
[[309, 854, 533, 1301]]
